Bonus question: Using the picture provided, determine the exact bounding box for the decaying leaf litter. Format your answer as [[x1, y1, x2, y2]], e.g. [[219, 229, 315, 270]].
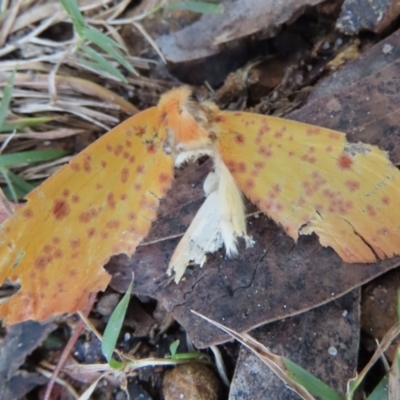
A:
[[0, 3, 397, 398]]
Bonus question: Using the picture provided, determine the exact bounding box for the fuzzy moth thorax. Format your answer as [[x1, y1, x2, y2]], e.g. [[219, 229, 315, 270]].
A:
[[158, 86, 217, 152]]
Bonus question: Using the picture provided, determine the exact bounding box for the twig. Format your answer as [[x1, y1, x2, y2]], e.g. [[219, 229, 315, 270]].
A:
[[43, 293, 98, 400]]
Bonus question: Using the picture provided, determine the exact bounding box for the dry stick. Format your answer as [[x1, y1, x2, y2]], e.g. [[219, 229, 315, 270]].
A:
[[43, 293, 98, 400], [0, 128, 84, 142], [0, 13, 63, 58], [0, 72, 139, 115], [0, 0, 23, 47], [0, 188, 14, 218]]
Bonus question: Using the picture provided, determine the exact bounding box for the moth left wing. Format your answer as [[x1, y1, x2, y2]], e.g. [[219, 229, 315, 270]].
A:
[[0, 107, 174, 324]]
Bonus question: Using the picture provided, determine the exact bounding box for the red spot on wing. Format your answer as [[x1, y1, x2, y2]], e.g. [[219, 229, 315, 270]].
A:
[[62, 189, 70, 197], [214, 114, 226, 122], [254, 161, 265, 170], [308, 156, 316, 164], [337, 153, 353, 170], [234, 134, 245, 144], [244, 179, 255, 190], [159, 172, 171, 184], [128, 212, 136, 220], [43, 245, 52, 253], [258, 122, 270, 135], [69, 269, 78, 277], [87, 228, 96, 238], [259, 146, 273, 158], [237, 162, 247, 173], [52, 236, 60, 245], [137, 165, 145, 174], [310, 171, 327, 190], [134, 183, 142, 191], [329, 132, 342, 140], [307, 127, 320, 136], [366, 204, 377, 217], [35, 256, 47, 270], [107, 193, 116, 209], [302, 181, 314, 197], [326, 145, 333, 152], [54, 249, 63, 259], [345, 180, 360, 192], [52, 199, 70, 220], [107, 220, 120, 229], [83, 155, 92, 173], [274, 129, 284, 138], [301, 155, 317, 164], [272, 184, 281, 194], [71, 195, 80, 203], [382, 196, 390, 205], [120, 167, 130, 183], [22, 208, 34, 219], [114, 144, 123, 156], [70, 162, 80, 172], [70, 238, 81, 249], [79, 212, 90, 223], [101, 160, 107, 168], [95, 183, 103, 190], [147, 143, 157, 154]]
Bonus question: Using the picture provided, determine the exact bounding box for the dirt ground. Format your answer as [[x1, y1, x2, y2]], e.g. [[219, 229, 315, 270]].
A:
[[0, 1, 400, 399]]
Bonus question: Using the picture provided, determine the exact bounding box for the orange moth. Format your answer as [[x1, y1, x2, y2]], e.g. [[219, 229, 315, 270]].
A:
[[1, 86, 400, 323]]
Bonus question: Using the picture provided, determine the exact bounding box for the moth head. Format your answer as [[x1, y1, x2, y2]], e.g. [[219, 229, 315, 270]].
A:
[[158, 86, 216, 149]]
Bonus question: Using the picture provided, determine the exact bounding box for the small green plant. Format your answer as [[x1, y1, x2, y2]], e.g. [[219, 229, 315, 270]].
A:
[[0, 72, 66, 201], [60, 0, 137, 82], [165, 0, 223, 14], [101, 278, 134, 369], [166, 339, 204, 361]]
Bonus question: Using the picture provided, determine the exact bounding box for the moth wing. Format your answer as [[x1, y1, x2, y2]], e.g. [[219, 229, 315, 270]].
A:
[[215, 111, 400, 263], [0, 107, 174, 324]]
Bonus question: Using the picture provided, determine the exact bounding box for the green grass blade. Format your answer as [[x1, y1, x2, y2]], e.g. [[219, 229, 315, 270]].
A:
[[283, 358, 344, 400], [81, 45, 127, 82], [59, 0, 85, 35], [166, 1, 223, 13], [0, 149, 66, 168], [0, 71, 16, 130], [366, 374, 389, 400], [0, 117, 54, 132], [6, 170, 35, 199], [169, 340, 180, 357], [0, 168, 18, 202], [101, 278, 134, 366], [0, 168, 35, 201], [84, 27, 125, 51], [85, 28, 137, 75], [101, 44, 137, 75]]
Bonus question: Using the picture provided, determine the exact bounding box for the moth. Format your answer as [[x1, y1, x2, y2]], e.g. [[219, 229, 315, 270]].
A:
[[1, 86, 400, 324]]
